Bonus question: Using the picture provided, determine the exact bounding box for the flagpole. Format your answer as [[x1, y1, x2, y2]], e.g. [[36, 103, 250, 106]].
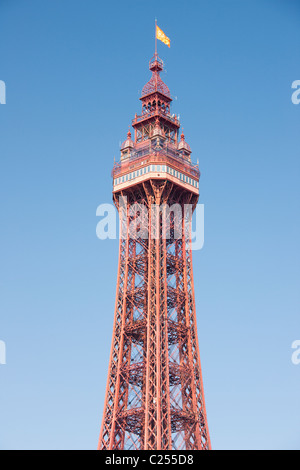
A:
[[155, 18, 157, 58]]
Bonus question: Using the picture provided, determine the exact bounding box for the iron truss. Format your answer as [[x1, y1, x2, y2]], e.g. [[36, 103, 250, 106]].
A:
[[98, 181, 211, 450]]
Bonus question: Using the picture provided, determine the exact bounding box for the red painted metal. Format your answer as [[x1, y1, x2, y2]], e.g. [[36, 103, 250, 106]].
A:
[[98, 54, 211, 451]]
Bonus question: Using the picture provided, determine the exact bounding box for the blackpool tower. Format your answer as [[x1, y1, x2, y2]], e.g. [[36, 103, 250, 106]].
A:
[[98, 49, 211, 450]]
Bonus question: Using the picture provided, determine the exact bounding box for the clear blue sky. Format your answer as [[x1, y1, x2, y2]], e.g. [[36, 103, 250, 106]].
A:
[[0, 0, 299, 450]]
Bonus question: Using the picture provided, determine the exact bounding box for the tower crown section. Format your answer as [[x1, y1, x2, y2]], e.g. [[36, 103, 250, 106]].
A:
[[141, 54, 171, 99], [114, 54, 200, 194]]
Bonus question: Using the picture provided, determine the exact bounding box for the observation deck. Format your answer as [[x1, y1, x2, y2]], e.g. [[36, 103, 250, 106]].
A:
[[112, 140, 200, 195]]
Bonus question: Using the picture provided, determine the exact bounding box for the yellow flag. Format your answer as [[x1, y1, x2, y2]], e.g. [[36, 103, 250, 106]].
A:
[[156, 25, 170, 48]]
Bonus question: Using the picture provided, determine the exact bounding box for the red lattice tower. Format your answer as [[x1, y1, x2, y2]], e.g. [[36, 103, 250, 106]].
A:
[[98, 54, 211, 450]]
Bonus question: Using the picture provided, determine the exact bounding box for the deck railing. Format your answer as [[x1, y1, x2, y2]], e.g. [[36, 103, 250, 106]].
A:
[[112, 144, 200, 179]]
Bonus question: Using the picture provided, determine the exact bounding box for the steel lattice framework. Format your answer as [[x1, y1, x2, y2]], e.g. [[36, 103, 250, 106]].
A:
[[98, 54, 211, 451]]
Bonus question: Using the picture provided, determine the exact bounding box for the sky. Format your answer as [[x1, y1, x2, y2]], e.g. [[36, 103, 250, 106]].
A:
[[0, 0, 299, 450]]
